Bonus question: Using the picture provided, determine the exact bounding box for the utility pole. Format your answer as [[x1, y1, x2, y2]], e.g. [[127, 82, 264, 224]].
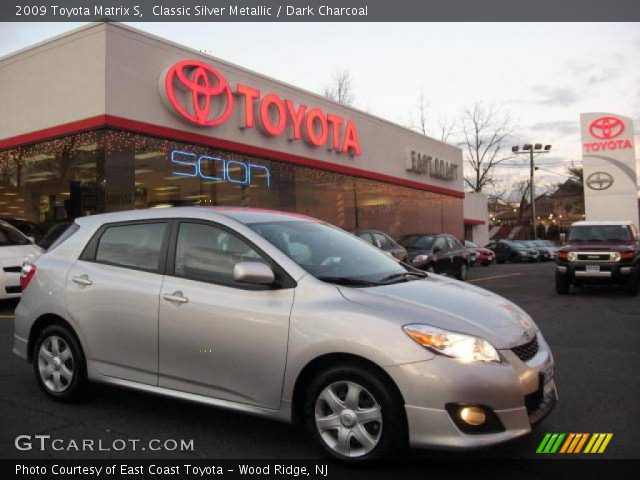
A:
[[512, 144, 552, 240]]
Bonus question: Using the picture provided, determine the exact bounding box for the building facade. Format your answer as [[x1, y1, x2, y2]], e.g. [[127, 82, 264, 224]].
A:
[[0, 23, 464, 240]]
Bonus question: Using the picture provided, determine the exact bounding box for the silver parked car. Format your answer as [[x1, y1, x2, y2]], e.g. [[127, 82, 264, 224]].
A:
[[14, 208, 556, 461]]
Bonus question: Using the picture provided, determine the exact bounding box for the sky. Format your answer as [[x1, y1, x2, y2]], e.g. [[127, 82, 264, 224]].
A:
[[1, 22, 639, 196]]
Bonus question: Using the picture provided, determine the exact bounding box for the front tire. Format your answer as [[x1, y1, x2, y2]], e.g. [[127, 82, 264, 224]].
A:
[[304, 365, 406, 462], [33, 325, 88, 402], [555, 271, 571, 295], [455, 262, 468, 281]]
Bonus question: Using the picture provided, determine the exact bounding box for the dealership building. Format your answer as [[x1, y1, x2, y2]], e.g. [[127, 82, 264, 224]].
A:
[[0, 23, 487, 242]]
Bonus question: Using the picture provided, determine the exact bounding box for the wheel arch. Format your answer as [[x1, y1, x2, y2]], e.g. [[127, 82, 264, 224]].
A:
[[290, 352, 407, 426], [27, 313, 84, 363]]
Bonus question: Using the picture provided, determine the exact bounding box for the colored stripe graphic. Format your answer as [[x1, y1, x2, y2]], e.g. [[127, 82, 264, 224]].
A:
[[538, 433, 613, 454]]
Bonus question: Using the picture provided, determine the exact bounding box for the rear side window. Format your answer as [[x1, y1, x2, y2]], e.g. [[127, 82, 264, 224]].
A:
[[373, 232, 393, 249], [357, 232, 374, 244], [0, 222, 31, 246], [95, 223, 167, 272], [46, 224, 79, 251]]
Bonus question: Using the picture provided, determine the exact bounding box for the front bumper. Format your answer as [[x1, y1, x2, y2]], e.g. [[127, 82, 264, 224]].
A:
[[385, 333, 556, 449], [556, 262, 636, 282]]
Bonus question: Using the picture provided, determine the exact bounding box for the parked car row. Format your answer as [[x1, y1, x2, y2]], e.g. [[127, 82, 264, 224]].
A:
[[484, 239, 560, 264]]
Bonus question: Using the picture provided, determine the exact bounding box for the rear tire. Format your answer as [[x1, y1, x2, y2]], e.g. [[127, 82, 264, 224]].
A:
[[33, 325, 88, 402], [304, 364, 406, 462], [555, 272, 571, 295], [455, 262, 468, 281]]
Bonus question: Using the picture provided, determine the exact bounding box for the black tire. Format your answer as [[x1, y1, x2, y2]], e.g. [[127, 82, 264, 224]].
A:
[[33, 325, 88, 402], [497, 259, 505, 264], [509, 254, 520, 264], [625, 269, 639, 296], [555, 271, 571, 295], [481, 261, 491, 267], [304, 364, 406, 463], [455, 262, 468, 281]]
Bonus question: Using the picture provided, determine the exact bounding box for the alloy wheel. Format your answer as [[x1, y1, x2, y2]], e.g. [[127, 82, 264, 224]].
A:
[[314, 381, 383, 458], [38, 335, 74, 393], [459, 264, 467, 280]]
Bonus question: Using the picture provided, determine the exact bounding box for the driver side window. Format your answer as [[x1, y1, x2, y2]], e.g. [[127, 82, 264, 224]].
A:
[[174, 222, 267, 286], [434, 237, 447, 252]]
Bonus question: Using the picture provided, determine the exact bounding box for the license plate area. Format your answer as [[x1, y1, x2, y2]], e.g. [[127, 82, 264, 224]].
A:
[[586, 265, 600, 273]]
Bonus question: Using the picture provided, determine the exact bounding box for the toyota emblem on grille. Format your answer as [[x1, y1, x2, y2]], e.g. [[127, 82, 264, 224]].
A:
[[586, 171, 614, 191]]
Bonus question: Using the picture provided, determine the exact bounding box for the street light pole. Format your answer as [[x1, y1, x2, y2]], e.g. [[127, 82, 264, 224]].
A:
[[512, 143, 552, 240], [529, 147, 536, 240]]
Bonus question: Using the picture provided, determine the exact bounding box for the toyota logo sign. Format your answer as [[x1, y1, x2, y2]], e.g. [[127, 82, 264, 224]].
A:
[[588, 116, 625, 140], [160, 59, 362, 156], [586, 171, 614, 191], [163, 60, 234, 126]]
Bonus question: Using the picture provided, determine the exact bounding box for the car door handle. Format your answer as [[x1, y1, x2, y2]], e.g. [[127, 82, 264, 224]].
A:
[[72, 275, 93, 286], [163, 291, 188, 304]]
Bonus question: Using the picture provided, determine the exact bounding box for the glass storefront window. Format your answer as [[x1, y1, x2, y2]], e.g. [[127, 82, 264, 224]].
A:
[[0, 129, 463, 244]]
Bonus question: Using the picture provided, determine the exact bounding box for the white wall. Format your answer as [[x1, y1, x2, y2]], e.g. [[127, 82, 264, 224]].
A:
[[464, 192, 489, 246], [0, 24, 106, 141]]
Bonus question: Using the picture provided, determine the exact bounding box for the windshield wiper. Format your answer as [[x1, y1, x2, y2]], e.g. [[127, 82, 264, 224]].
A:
[[317, 276, 381, 287], [378, 271, 427, 284]]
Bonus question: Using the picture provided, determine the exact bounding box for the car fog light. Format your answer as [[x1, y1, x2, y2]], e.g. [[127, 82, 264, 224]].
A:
[[460, 406, 486, 426]]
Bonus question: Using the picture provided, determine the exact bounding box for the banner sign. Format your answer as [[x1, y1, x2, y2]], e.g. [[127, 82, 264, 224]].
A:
[[580, 112, 638, 228]]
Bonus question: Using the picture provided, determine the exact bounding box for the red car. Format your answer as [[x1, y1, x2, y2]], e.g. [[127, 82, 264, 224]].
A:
[[465, 240, 495, 266]]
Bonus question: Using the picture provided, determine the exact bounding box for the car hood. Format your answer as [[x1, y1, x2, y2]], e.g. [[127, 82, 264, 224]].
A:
[[0, 244, 42, 260], [562, 242, 633, 251], [338, 275, 537, 349]]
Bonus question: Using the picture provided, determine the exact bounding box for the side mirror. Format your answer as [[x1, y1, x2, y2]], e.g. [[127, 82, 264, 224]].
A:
[[433, 246, 441, 254], [27, 236, 35, 244], [233, 261, 275, 285]]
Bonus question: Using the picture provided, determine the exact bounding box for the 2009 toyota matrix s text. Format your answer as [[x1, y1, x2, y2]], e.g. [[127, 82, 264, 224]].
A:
[[13, 207, 557, 462]]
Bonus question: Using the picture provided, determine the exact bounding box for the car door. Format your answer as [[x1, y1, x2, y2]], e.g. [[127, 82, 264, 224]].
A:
[[447, 236, 465, 272], [433, 236, 451, 274], [158, 220, 294, 410], [495, 242, 510, 262], [65, 220, 169, 386]]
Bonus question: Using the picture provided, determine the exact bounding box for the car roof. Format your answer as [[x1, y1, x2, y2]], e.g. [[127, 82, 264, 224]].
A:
[[571, 220, 634, 226], [74, 206, 319, 228]]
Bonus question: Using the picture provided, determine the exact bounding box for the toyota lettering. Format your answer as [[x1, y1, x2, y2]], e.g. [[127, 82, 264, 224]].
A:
[[160, 60, 362, 156]]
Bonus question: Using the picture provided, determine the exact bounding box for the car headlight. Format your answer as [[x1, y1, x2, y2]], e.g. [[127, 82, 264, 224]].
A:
[[610, 252, 621, 262], [567, 252, 577, 261], [412, 254, 429, 264], [403, 324, 501, 363]]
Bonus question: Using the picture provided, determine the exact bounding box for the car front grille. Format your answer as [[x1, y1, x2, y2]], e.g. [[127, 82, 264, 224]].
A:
[[511, 336, 539, 362], [2, 266, 21, 273], [577, 253, 610, 261]]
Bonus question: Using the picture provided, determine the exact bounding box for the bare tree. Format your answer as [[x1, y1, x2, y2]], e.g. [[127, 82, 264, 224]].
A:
[[437, 115, 455, 143], [321, 70, 355, 106], [412, 88, 429, 135], [459, 102, 515, 192]]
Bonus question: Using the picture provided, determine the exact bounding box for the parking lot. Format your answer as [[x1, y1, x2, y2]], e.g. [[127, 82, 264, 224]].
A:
[[0, 261, 638, 460]]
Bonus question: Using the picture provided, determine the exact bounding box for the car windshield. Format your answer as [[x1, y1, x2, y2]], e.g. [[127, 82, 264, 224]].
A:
[[568, 225, 631, 243], [506, 242, 525, 250], [0, 222, 31, 246], [532, 240, 547, 247], [249, 221, 409, 285], [398, 235, 435, 250]]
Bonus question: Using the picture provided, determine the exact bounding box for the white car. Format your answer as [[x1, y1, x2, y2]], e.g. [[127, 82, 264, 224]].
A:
[[0, 220, 42, 299]]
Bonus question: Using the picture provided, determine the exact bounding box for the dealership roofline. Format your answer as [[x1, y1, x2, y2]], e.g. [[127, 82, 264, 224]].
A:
[[0, 21, 462, 155]]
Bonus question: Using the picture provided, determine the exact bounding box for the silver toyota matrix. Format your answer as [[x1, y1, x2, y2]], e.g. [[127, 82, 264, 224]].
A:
[[14, 207, 557, 461]]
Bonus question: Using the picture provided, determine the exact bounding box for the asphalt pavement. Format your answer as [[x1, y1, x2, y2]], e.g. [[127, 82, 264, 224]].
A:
[[0, 262, 638, 460]]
